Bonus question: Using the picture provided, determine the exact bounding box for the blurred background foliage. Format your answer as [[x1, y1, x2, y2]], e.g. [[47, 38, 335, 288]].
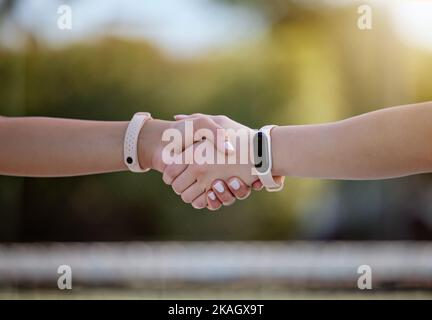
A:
[[1, 0, 432, 242]]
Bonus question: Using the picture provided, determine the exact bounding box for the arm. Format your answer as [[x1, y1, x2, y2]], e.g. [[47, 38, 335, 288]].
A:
[[0, 114, 235, 177], [167, 102, 432, 210], [272, 101, 432, 179], [0, 116, 172, 177], [0, 117, 134, 177]]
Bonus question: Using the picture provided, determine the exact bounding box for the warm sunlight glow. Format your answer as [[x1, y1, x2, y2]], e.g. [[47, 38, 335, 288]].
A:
[[390, 0, 432, 50]]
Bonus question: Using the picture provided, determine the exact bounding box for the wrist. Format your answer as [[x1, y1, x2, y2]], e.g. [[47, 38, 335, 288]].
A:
[[138, 118, 171, 172], [271, 126, 290, 177], [270, 126, 282, 176]]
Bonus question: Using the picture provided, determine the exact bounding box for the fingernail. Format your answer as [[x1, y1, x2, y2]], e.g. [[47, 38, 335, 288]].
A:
[[208, 191, 216, 201], [224, 141, 235, 152], [229, 179, 241, 190], [174, 114, 187, 119], [214, 181, 225, 193]]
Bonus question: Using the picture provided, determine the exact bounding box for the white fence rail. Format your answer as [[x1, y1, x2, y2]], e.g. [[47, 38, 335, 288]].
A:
[[0, 241, 431, 288]]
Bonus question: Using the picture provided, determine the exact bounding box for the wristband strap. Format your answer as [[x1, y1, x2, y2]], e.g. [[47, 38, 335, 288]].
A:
[[257, 125, 284, 192], [124, 112, 152, 172]]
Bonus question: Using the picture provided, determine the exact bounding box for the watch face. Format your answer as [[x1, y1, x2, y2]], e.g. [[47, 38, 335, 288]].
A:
[[253, 132, 270, 174]]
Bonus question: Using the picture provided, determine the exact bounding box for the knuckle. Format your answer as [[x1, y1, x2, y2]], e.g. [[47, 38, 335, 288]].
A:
[[237, 190, 250, 200], [163, 168, 174, 181], [192, 202, 203, 209], [207, 205, 221, 212], [172, 183, 181, 195], [163, 174, 172, 185], [192, 197, 206, 209], [193, 164, 207, 176], [215, 115, 227, 122], [197, 116, 211, 127], [164, 166, 179, 184], [222, 199, 235, 206], [181, 192, 192, 204]]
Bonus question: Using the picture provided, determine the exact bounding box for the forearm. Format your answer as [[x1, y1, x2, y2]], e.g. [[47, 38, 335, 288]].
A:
[[272, 102, 432, 179], [0, 117, 129, 177]]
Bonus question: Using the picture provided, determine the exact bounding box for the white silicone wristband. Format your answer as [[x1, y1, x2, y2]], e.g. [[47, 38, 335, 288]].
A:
[[258, 125, 284, 192], [124, 112, 152, 173]]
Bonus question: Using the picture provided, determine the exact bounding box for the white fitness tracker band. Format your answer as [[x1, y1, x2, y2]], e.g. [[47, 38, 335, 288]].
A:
[[124, 112, 152, 173], [253, 125, 284, 192]]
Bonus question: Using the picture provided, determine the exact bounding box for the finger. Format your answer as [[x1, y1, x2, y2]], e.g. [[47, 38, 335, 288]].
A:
[[191, 193, 208, 209], [186, 113, 205, 118], [212, 180, 235, 206], [181, 183, 206, 204], [274, 176, 285, 187], [207, 190, 222, 211], [174, 114, 191, 121], [252, 179, 263, 191], [251, 176, 285, 191], [176, 115, 235, 155], [171, 166, 197, 195], [163, 163, 188, 185], [227, 177, 251, 200]]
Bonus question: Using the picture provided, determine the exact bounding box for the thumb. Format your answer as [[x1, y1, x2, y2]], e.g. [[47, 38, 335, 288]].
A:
[[274, 176, 285, 187], [179, 116, 236, 155]]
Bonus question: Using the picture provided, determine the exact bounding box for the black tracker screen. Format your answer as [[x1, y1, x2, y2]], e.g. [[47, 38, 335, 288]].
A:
[[253, 131, 270, 174]]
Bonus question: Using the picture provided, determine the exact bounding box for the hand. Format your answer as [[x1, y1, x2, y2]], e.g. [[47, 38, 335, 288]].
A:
[[174, 113, 249, 137], [170, 114, 284, 210], [204, 176, 284, 210], [163, 114, 258, 207], [204, 177, 265, 210], [163, 138, 257, 209], [137, 115, 236, 172]]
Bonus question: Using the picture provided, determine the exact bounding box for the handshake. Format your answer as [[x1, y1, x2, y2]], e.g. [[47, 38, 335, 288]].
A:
[[2, 102, 426, 204], [129, 113, 284, 211]]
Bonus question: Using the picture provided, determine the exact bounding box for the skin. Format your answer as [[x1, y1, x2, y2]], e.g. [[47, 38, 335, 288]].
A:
[[3, 101, 431, 211], [270, 102, 432, 179], [163, 139, 257, 206], [168, 101, 432, 210], [0, 115, 256, 210], [171, 114, 283, 210], [0, 117, 130, 177], [0, 116, 232, 176]]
